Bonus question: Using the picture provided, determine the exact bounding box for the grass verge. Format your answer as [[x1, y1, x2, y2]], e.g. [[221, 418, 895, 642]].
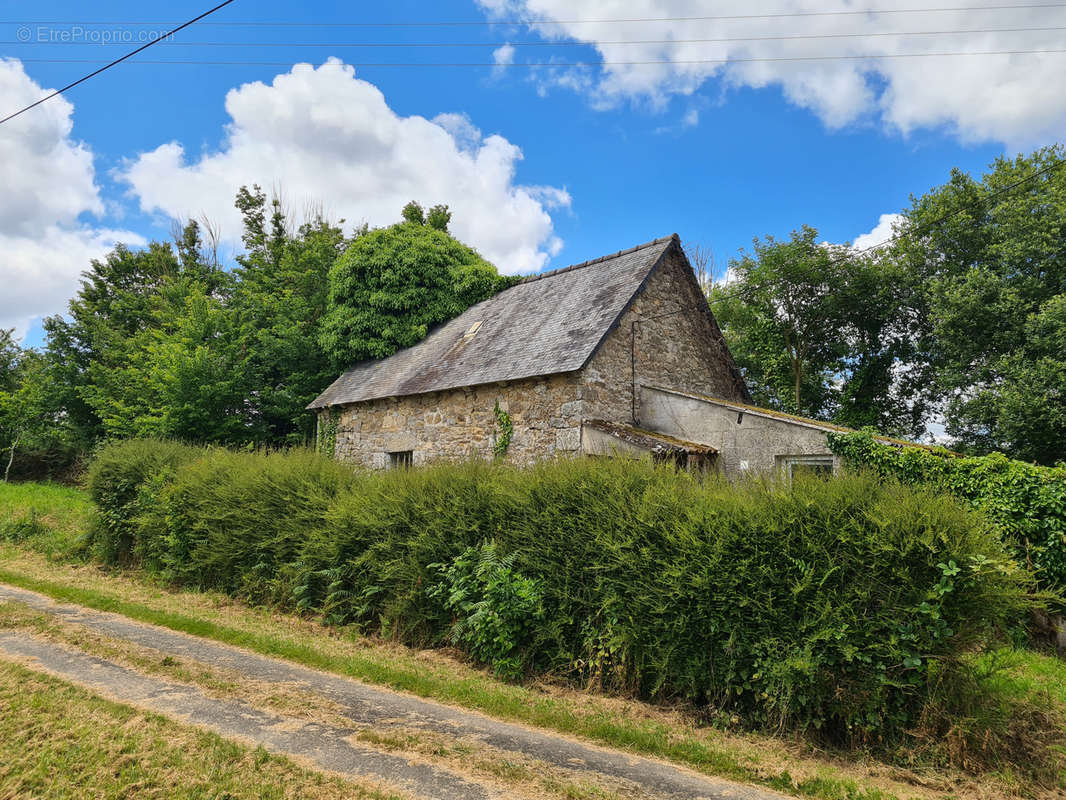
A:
[[0, 658, 404, 800], [0, 599, 648, 800]]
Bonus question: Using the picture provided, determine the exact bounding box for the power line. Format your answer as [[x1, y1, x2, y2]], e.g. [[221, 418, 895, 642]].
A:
[[0, 0, 235, 127], [10, 24, 1066, 48], [5, 4, 1066, 27], [13, 47, 1066, 68]]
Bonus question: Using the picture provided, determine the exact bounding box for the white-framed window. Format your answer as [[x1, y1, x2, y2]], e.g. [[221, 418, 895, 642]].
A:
[[778, 454, 835, 481]]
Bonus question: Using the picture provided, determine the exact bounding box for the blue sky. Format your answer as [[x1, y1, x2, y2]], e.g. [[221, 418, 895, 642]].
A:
[[5, 0, 1062, 347]]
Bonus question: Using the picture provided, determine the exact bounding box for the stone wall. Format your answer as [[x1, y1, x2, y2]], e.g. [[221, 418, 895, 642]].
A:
[[581, 244, 748, 425], [639, 386, 839, 476], [326, 372, 585, 468]]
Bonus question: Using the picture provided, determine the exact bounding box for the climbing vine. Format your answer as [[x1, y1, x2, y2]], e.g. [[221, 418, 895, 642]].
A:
[[316, 411, 338, 458], [493, 401, 513, 458]]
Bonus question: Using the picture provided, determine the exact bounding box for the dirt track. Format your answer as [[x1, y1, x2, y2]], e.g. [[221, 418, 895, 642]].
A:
[[0, 582, 789, 800]]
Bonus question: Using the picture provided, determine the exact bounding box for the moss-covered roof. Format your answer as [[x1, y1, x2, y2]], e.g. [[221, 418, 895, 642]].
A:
[[583, 419, 717, 454]]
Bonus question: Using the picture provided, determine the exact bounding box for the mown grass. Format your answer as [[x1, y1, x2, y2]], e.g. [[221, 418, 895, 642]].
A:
[[0, 599, 645, 800], [3, 480, 1065, 800], [0, 481, 92, 557], [0, 659, 404, 800]]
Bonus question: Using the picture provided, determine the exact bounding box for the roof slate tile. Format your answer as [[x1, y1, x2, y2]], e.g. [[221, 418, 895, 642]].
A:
[[309, 235, 678, 408]]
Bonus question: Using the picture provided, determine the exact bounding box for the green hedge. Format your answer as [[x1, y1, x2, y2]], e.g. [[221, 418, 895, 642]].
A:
[[87, 441, 1030, 742], [828, 431, 1066, 599], [85, 439, 204, 564]]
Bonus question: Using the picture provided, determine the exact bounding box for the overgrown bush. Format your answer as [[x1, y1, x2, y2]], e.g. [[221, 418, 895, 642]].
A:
[[85, 439, 203, 564], [428, 541, 544, 679], [87, 441, 1031, 745], [828, 430, 1066, 601], [138, 447, 359, 594]]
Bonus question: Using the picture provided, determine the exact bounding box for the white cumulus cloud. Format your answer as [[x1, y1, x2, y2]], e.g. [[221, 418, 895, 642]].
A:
[[477, 0, 1066, 145], [120, 59, 569, 275], [852, 213, 903, 250], [0, 59, 142, 340]]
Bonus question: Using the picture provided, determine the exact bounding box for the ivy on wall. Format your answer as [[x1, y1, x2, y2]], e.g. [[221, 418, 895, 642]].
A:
[[493, 401, 513, 459], [316, 411, 338, 459]]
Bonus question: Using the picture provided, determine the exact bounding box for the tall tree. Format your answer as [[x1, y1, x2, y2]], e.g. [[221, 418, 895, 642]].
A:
[[710, 226, 929, 436], [231, 185, 354, 443], [894, 145, 1066, 462], [320, 203, 514, 369]]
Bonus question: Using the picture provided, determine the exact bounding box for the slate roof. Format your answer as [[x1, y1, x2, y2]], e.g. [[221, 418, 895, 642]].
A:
[[309, 235, 679, 409], [583, 419, 718, 455]]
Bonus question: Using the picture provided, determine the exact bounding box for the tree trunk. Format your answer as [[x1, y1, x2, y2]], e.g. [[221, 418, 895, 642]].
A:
[[783, 330, 802, 411], [3, 431, 19, 483]]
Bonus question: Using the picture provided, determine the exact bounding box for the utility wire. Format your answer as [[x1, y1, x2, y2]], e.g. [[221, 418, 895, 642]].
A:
[[5, 3, 1066, 27], [0, 0, 235, 126], [14, 47, 1066, 67], [10, 24, 1066, 47]]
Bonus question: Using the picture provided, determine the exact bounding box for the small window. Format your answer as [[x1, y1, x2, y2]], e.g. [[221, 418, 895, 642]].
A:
[[781, 455, 834, 481], [389, 450, 413, 469]]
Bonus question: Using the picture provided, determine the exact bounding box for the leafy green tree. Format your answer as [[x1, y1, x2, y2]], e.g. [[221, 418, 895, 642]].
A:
[[231, 186, 354, 443], [0, 336, 76, 481], [42, 241, 193, 444], [81, 287, 250, 442], [426, 203, 452, 232], [710, 226, 929, 435], [320, 208, 514, 369], [710, 226, 845, 418], [894, 145, 1066, 462]]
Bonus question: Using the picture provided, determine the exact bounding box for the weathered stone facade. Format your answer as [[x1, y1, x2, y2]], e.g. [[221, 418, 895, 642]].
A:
[[322, 240, 748, 470], [582, 246, 747, 425], [329, 374, 585, 468]]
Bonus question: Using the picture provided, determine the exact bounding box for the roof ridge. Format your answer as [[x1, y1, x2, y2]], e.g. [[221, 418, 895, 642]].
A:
[[519, 233, 679, 285]]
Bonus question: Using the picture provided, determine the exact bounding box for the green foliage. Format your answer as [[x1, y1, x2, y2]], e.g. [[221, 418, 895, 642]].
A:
[[0, 508, 48, 543], [136, 447, 358, 592], [315, 411, 339, 458], [828, 430, 1066, 600], [710, 226, 929, 436], [492, 401, 513, 458], [231, 186, 354, 443], [319, 214, 514, 369], [85, 439, 204, 564], [428, 541, 544, 678], [891, 145, 1066, 463], [0, 335, 82, 482], [88, 444, 1029, 743]]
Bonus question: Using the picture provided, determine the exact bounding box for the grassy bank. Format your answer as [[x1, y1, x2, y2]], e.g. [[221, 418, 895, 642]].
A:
[[3, 480, 1066, 799], [0, 659, 402, 800]]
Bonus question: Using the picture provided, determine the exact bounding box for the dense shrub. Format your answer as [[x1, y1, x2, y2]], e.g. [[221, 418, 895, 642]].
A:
[[85, 439, 203, 564], [88, 441, 1030, 743], [139, 447, 359, 595], [828, 430, 1066, 600]]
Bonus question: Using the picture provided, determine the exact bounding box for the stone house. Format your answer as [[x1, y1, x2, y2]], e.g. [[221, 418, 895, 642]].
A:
[[309, 234, 892, 475]]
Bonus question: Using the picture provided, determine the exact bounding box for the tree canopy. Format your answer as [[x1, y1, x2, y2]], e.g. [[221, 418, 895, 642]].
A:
[[5, 193, 510, 476], [319, 214, 514, 369], [710, 226, 929, 437], [711, 144, 1066, 463], [894, 145, 1066, 463]]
